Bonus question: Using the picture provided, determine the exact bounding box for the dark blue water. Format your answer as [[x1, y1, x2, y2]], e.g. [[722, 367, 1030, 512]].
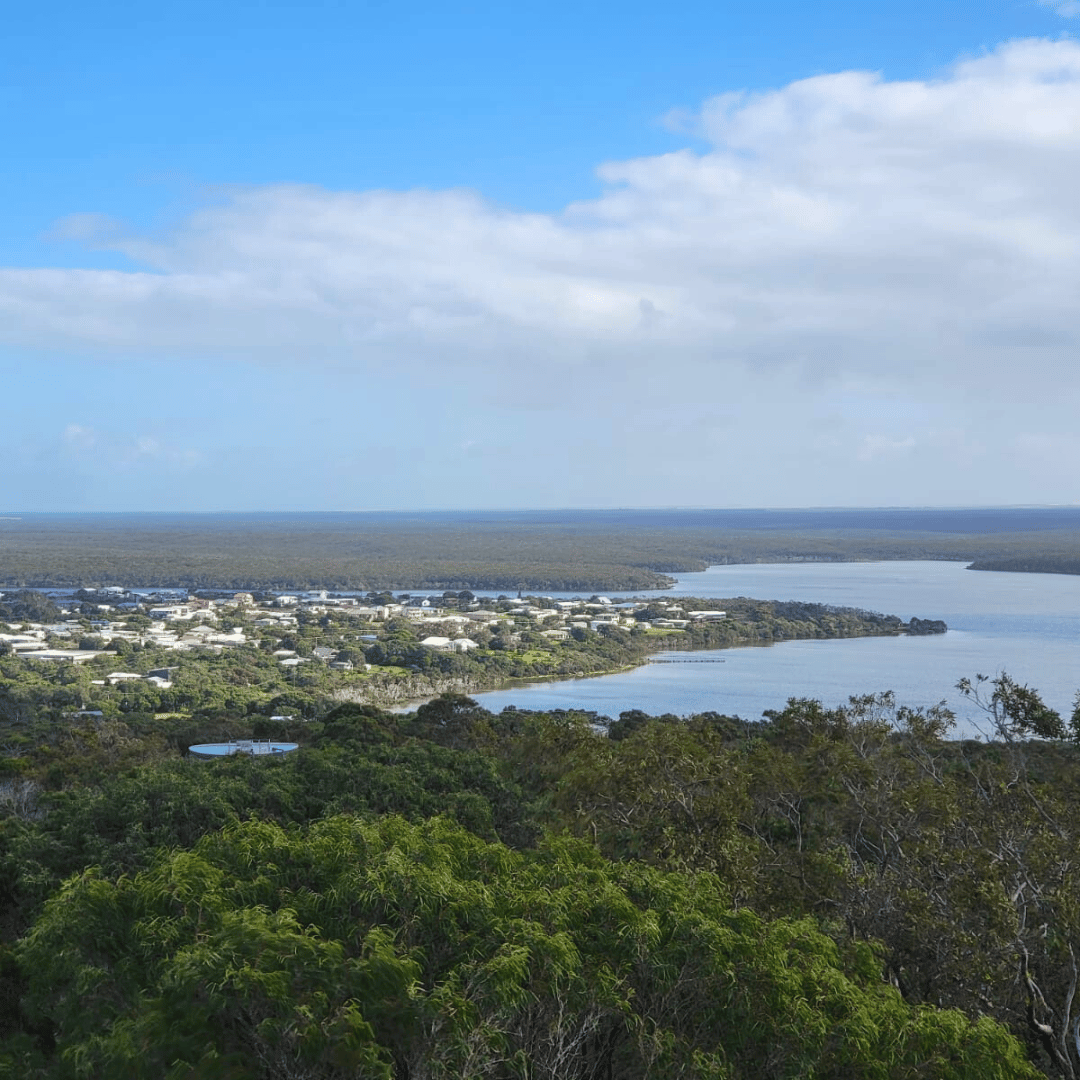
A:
[[470, 562, 1080, 735]]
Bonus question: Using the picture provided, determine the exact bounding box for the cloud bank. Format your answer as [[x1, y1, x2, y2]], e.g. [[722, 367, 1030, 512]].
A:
[[4, 38, 1080, 506]]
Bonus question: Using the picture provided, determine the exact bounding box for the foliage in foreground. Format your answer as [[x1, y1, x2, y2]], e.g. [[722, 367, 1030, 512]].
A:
[[4, 678, 1080, 1077], [12, 815, 1036, 1080]]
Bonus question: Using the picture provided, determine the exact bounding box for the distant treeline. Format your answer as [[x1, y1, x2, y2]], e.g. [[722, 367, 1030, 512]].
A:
[[967, 554, 1080, 575], [1, 509, 1079, 590]]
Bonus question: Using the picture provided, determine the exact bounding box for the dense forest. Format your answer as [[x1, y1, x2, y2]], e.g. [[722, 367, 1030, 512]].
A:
[[2, 508, 1080, 590], [3, 674, 1080, 1077]]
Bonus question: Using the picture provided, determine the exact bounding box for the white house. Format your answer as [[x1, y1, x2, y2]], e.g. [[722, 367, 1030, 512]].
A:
[[105, 671, 144, 685], [419, 636, 452, 650]]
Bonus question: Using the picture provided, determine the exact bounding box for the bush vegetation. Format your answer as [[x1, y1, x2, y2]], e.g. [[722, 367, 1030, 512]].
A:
[[3, 675, 1080, 1076]]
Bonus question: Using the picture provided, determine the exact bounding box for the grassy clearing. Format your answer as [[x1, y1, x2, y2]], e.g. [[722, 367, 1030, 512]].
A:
[[512, 649, 558, 665]]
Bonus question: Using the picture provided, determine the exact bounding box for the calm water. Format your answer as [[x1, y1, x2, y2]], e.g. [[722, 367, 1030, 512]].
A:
[[470, 562, 1080, 735]]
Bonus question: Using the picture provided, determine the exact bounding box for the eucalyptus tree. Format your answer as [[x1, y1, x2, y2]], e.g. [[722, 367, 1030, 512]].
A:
[[14, 815, 1036, 1080]]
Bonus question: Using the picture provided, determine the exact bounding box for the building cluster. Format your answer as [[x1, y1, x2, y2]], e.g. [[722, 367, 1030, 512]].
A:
[[0, 586, 724, 669]]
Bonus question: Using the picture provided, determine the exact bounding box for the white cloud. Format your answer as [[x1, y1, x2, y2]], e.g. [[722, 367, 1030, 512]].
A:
[[63, 423, 96, 448], [2, 39, 1077, 400], [1037, 1, 1080, 17], [856, 435, 917, 463], [5, 39, 1080, 505], [57, 425, 205, 473]]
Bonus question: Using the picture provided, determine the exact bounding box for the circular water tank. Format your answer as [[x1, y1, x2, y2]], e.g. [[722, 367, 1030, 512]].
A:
[[188, 739, 299, 759]]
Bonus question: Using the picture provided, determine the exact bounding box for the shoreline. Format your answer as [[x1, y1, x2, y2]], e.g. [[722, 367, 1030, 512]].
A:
[[362, 623, 942, 714]]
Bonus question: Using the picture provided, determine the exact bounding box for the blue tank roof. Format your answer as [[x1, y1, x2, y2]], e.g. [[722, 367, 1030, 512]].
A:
[[188, 740, 299, 759]]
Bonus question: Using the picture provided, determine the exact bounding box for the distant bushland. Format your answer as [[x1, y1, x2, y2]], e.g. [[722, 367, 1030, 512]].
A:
[[2, 508, 1079, 590]]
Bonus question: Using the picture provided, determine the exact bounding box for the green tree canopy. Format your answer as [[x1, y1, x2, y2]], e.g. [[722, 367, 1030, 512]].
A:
[[15, 815, 1038, 1080]]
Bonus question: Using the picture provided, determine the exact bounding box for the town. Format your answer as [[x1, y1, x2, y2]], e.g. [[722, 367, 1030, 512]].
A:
[[0, 583, 938, 735], [0, 586, 726, 662], [0, 585, 736, 718]]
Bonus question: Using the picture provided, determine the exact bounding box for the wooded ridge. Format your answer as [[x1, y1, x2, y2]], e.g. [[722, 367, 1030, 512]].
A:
[[3, 671, 1080, 1077]]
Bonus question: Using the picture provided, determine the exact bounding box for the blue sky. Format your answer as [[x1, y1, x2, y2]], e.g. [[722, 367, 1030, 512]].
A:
[[3, 0, 1080, 510]]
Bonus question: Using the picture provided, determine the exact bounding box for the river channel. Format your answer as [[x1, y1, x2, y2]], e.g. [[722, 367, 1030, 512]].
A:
[[467, 561, 1080, 736]]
